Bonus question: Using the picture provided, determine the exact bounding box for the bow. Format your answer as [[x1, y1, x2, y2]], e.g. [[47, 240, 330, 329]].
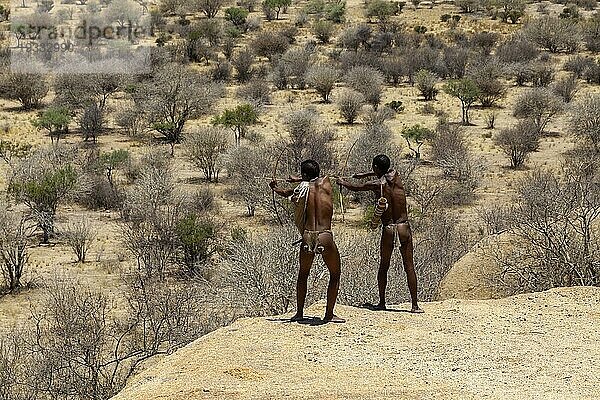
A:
[[271, 147, 286, 226], [338, 137, 360, 222]]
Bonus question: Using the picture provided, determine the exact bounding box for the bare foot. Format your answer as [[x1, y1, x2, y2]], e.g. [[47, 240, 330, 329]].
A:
[[290, 313, 305, 322], [324, 314, 346, 323], [374, 303, 387, 311], [410, 306, 424, 314]]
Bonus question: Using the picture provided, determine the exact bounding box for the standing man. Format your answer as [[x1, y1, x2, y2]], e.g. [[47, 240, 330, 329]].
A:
[[337, 155, 423, 313], [270, 160, 345, 323]]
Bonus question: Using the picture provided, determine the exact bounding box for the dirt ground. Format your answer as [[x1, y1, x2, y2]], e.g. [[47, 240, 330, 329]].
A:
[[111, 286, 600, 400]]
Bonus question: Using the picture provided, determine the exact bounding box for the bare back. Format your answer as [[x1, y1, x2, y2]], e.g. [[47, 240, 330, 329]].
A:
[[303, 177, 334, 232], [371, 171, 408, 225]]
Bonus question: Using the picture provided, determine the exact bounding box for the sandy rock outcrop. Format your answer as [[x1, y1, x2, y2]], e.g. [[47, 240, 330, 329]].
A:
[[112, 287, 600, 400]]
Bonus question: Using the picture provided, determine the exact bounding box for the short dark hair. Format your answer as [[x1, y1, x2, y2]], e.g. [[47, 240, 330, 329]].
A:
[[372, 154, 391, 172], [301, 159, 320, 180]]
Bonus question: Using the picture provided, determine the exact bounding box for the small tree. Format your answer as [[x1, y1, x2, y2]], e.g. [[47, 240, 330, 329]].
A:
[[225, 6, 248, 27], [175, 214, 217, 273], [306, 64, 340, 102], [140, 64, 223, 156], [415, 69, 439, 101], [9, 156, 78, 244], [552, 74, 579, 103], [262, 0, 291, 20], [513, 87, 564, 135], [494, 120, 540, 168], [444, 79, 480, 125], [569, 93, 600, 150], [252, 31, 290, 61], [194, 0, 224, 18], [33, 107, 71, 144], [366, 0, 399, 23], [232, 48, 254, 83], [496, 0, 526, 24], [401, 124, 433, 160], [335, 88, 365, 124], [100, 149, 130, 190], [183, 126, 230, 182], [212, 104, 259, 146], [61, 218, 97, 263]]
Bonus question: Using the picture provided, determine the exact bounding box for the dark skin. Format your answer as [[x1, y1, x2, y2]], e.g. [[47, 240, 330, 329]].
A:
[[337, 165, 424, 313], [270, 173, 345, 323]]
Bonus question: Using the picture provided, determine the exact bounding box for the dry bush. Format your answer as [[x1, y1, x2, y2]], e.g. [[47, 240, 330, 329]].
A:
[[523, 16, 581, 54], [0, 205, 35, 293], [225, 143, 275, 217], [478, 205, 514, 235], [496, 34, 539, 64], [381, 53, 406, 85], [563, 55, 595, 78], [489, 159, 600, 293], [252, 30, 290, 61], [0, 72, 49, 109], [224, 226, 317, 316], [347, 123, 403, 177], [583, 13, 600, 52], [60, 217, 97, 263], [442, 46, 470, 79], [0, 276, 227, 400], [494, 120, 540, 169], [551, 74, 579, 103], [430, 122, 481, 198], [569, 93, 600, 149], [513, 87, 564, 135], [237, 79, 272, 106], [232, 48, 254, 82], [345, 65, 385, 109], [284, 109, 336, 172], [183, 126, 230, 182], [529, 61, 555, 87], [334, 88, 365, 124], [415, 69, 439, 101], [306, 64, 340, 102], [278, 46, 314, 89]]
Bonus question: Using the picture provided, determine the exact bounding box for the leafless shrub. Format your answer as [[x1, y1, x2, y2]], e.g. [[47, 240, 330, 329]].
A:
[[224, 226, 314, 315], [252, 30, 290, 61], [115, 105, 150, 138], [345, 65, 385, 109], [523, 16, 581, 53], [552, 74, 579, 103], [496, 34, 539, 63], [363, 106, 395, 128], [415, 69, 439, 101], [1, 276, 228, 400], [478, 205, 514, 235], [306, 64, 340, 102], [183, 126, 230, 182], [564, 55, 595, 79], [513, 87, 564, 135], [530, 61, 555, 87], [489, 161, 600, 293], [430, 122, 481, 196], [237, 79, 272, 106], [226, 143, 276, 218], [232, 48, 254, 83], [494, 120, 540, 169], [60, 217, 97, 263], [0, 205, 35, 293], [348, 123, 403, 178], [284, 108, 336, 172], [278, 46, 314, 89], [484, 111, 496, 129], [334, 88, 365, 124], [569, 93, 600, 149]]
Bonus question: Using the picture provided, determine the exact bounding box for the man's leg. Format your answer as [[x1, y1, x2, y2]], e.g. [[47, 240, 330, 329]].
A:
[[291, 247, 314, 321], [377, 226, 395, 310], [397, 224, 423, 313], [320, 234, 345, 323]]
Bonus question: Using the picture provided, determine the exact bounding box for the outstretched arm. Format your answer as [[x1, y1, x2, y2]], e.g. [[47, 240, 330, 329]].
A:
[[352, 172, 377, 179], [337, 177, 380, 192], [270, 180, 294, 197]]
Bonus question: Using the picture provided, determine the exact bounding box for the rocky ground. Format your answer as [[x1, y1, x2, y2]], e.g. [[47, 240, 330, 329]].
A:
[[111, 287, 600, 400]]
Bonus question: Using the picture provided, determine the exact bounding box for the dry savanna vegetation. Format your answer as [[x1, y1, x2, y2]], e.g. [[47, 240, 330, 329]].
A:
[[0, 0, 600, 398]]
